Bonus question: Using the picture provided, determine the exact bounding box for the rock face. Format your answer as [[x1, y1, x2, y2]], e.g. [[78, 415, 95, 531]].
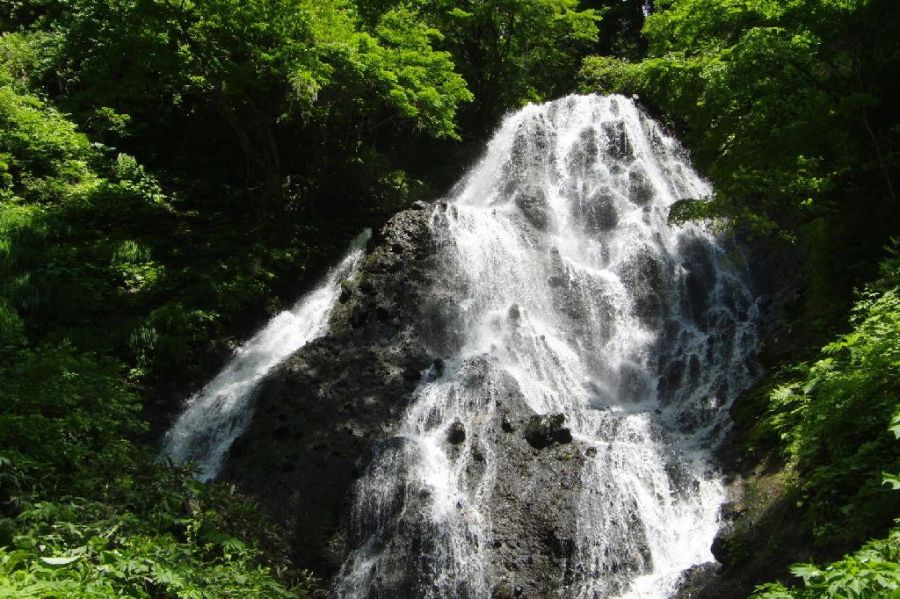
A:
[[221, 206, 435, 574], [671, 238, 807, 599], [222, 95, 767, 598], [221, 205, 592, 591], [523, 414, 574, 449]]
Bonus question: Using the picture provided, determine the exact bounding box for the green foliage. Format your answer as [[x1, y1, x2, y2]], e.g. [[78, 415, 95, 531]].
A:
[[752, 527, 900, 599], [580, 0, 900, 308], [414, 0, 600, 132], [760, 254, 900, 547], [745, 249, 900, 594], [578, 54, 642, 96], [577, 0, 647, 60], [0, 55, 319, 596], [149, 0, 471, 137], [0, 333, 317, 596], [0, 31, 58, 91], [0, 300, 24, 346], [1, 345, 141, 489], [368, 6, 473, 138], [0, 84, 94, 204], [752, 394, 900, 598], [15, 0, 472, 203], [0, 71, 309, 379], [0, 458, 315, 598]]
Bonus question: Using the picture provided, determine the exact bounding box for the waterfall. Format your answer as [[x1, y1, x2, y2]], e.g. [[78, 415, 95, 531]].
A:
[[163, 229, 371, 481], [336, 95, 760, 598]]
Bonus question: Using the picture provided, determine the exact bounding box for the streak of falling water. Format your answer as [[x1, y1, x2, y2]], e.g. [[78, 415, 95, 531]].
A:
[[163, 229, 371, 481], [337, 95, 761, 598]]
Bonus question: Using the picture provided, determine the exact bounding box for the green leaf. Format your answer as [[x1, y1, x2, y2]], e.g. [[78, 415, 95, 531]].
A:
[[789, 563, 822, 583], [882, 473, 900, 490], [39, 555, 80, 566]]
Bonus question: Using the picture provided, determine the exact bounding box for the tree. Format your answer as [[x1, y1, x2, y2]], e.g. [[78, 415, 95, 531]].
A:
[[414, 0, 600, 133], [578, 0, 649, 59], [581, 0, 900, 302], [22, 0, 472, 204]]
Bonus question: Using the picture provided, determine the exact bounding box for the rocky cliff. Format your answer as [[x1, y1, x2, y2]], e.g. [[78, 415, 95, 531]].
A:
[[221, 203, 608, 596]]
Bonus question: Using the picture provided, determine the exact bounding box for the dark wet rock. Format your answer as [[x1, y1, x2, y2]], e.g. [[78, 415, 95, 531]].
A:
[[447, 420, 466, 445], [617, 362, 654, 403], [343, 361, 593, 597], [501, 414, 516, 433], [339, 280, 354, 303], [710, 531, 734, 566], [492, 581, 515, 599], [601, 120, 634, 161], [515, 185, 550, 230], [553, 276, 592, 324], [221, 206, 436, 577], [720, 501, 746, 522], [402, 364, 422, 381], [628, 167, 654, 205], [620, 250, 664, 325], [673, 563, 722, 599], [566, 127, 600, 174], [508, 303, 522, 322], [608, 96, 621, 114], [510, 118, 554, 169], [524, 414, 573, 449], [547, 275, 566, 288], [349, 306, 368, 328], [678, 236, 716, 326], [487, 386, 589, 596], [580, 188, 619, 234], [549, 530, 576, 559], [432, 358, 445, 377], [663, 461, 692, 498], [658, 358, 685, 404], [403, 353, 432, 372], [221, 203, 603, 595]]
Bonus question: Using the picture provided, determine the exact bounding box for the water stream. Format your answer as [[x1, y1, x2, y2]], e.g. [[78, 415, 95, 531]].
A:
[[163, 230, 371, 481], [164, 94, 761, 597], [336, 95, 760, 598]]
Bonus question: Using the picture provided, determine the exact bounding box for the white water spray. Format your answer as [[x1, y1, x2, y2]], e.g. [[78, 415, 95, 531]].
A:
[[163, 230, 371, 481], [337, 95, 760, 597]]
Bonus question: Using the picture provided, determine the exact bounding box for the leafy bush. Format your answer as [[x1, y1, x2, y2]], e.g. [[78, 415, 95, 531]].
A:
[[0, 470, 318, 597], [0, 341, 319, 596], [752, 404, 900, 598], [758, 251, 900, 548], [580, 0, 900, 322], [0, 57, 319, 596], [752, 527, 900, 599], [741, 249, 900, 596]]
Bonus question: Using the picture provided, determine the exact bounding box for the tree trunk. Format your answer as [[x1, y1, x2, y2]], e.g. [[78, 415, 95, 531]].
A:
[[215, 98, 283, 207]]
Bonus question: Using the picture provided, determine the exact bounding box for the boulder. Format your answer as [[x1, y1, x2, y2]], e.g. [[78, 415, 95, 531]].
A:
[[524, 414, 574, 449], [447, 420, 466, 445]]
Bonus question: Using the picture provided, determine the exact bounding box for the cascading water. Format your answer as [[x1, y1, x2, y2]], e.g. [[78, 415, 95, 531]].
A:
[[336, 95, 760, 598], [163, 229, 371, 481]]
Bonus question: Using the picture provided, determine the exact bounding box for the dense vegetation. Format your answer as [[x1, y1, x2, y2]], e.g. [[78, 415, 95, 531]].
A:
[[748, 253, 900, 597], [581, 0, 900, 314], [579, 0, 900, 595], [0, 0, 601, 595], [0, 0, 897, 596]]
